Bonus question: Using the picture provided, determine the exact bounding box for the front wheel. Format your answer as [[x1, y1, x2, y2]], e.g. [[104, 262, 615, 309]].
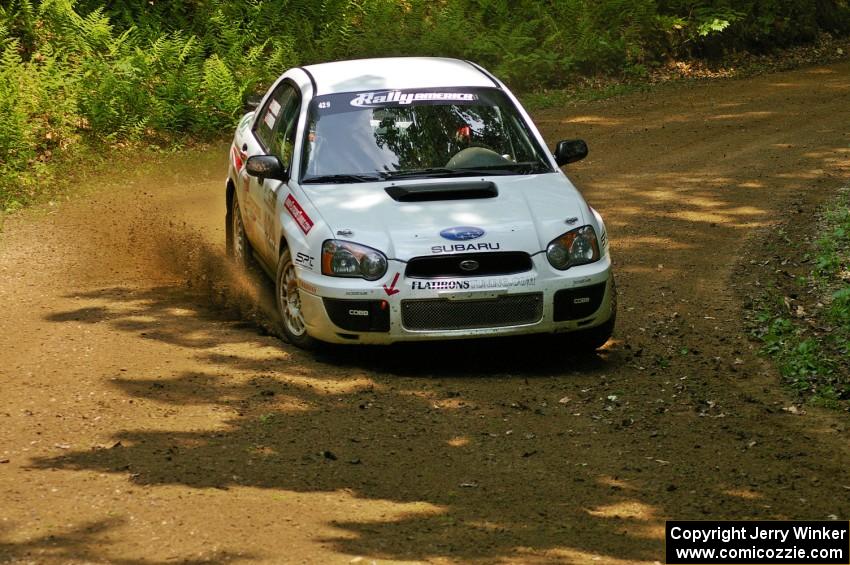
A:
[[570, 313, 616, 351], [275, 248, 318, 350], [230, 192, 257, 270]]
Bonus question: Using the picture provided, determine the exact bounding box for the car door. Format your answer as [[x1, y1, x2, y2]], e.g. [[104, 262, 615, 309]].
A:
[[250, 81, 301, 266]]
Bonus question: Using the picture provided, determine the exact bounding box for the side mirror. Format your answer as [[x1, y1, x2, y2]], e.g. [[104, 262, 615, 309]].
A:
[[245, 155, 288, 181], [554, 139, 588, 166], [244, 93, 263, 112]]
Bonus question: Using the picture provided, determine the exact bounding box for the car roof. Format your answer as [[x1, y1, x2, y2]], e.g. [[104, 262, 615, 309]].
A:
[[301, 57, 497, 96]]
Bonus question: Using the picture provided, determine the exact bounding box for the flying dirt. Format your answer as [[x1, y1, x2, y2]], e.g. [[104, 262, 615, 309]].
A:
[[0, 62, 848, 564]]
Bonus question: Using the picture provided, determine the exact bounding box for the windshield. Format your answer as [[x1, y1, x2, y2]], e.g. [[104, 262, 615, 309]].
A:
[[301, 87, 553, 183]]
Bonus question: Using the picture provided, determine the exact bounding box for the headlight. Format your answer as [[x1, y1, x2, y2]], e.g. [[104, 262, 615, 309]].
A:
[[546, 225, 600, 270], [322, 240, 388, 281]]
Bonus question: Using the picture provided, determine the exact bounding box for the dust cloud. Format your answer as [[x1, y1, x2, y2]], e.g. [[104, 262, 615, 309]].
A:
[[70, 196, 282, 337]]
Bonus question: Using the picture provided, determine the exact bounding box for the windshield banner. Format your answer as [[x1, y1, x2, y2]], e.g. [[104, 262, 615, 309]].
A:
[[350, 91, 478, 108], [311, 87, 498, 115]]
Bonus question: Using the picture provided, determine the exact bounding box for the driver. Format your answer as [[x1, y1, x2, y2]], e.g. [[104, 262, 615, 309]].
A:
[[455, 124, 472, 146]]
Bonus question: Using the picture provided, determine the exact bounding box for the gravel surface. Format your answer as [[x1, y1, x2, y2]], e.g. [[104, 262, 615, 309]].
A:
[[1, 61, 848, 564]]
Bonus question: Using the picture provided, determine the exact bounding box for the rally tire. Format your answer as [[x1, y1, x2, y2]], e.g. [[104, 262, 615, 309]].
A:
[[275, 248, 319, 350], [570, 312, 616, 351], [230, 193, 258, 271]]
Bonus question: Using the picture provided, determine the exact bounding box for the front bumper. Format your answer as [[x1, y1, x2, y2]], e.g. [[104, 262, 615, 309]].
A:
[[296, 254, 615, 345]]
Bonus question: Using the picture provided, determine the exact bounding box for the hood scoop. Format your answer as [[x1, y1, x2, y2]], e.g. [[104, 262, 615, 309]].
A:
[[385, 181, 498, 202]]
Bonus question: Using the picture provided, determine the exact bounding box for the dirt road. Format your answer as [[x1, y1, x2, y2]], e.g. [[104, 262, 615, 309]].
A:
[[1, 62, 849, 564]]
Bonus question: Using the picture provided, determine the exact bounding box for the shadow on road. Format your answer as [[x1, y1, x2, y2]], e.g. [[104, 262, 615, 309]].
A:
[[0, 518, 249, 564], [30, 279, 848, 563], [9, 63, 850, 563]]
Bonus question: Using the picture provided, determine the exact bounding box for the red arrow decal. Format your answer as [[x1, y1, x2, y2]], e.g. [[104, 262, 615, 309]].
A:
[[383, 272, 400, 296]]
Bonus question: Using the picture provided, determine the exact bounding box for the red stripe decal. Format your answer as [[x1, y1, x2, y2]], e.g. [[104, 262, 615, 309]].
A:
[[284, 194, 314, 234], [231, 146, 242, 171], [231, 145, 248, 172]]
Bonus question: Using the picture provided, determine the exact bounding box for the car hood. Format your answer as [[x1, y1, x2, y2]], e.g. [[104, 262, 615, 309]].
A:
[[300, 174, 591, 260]]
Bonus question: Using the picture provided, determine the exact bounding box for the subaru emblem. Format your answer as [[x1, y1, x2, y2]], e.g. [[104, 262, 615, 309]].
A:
[[459, 259, 480, 272], [440, 226, 485, 241]]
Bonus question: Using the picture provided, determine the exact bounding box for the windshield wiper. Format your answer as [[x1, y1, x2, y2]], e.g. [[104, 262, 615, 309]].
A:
[[383, 162, 551, 180], [383, 168, 468, 180], [302, 173, 386, 184], [473, 161, 551, 174], [303, 162, 551, 183], [504, 161, 552, 173]]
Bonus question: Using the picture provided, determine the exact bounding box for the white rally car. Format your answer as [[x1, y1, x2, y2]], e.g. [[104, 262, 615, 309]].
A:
[[226, 57, 616, 349]]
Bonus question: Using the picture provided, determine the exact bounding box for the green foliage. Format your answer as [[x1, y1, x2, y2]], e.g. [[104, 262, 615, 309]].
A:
[[0, 40, 33, 164], [657, 0, 850, 54], [815, 197, 850, 277], [831, 287, 850, 323], [199, 54, 241, 132], [754, 190, 850, 409], [757, 310, 837, 401], [2, 0, 850, 210], [0, 0, 81, 210], [824, 196, 850, 336]]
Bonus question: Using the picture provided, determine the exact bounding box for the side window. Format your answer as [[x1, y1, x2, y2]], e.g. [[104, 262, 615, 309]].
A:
[[253, 82, 301, 168]]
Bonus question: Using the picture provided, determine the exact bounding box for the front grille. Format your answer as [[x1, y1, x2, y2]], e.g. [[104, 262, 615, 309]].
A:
[[401, 293, 543, 331], [405, 252, 532, 278]]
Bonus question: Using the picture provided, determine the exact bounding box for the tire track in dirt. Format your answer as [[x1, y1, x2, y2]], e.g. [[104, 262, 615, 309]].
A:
[[0, 62, 848, 564]]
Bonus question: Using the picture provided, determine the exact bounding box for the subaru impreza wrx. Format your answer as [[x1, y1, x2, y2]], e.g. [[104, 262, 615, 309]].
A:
[[226, 57, 616, 349]]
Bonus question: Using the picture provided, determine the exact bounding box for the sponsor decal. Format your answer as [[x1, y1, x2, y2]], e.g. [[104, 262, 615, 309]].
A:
[[573, 297, 591, 304], [345, 290, 369, 296], [412, 280, 470, 291], [348, 309, 369, 317], [284, 194, 313, 234], [411, 276, 537, 291], [294, 251, 315, 269], [268, 98, 281, 117], [439, 226, 485, 241], [432, 242, 501, 254], [297, 279, 318, 294], [231, 145, 246, 172], [350, 90, 478, 108], [382, 272, 400, 296]]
